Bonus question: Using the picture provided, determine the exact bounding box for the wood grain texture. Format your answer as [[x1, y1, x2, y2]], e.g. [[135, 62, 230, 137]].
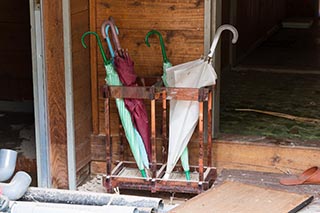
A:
[[42, 0, 68, 188], [92, 0, 204, 135], [70, 0, 92, 177], [89, 0, 100, 134], [171, 181, 312, 213]]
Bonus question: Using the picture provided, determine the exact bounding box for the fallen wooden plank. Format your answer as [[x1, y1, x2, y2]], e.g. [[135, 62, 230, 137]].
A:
[[170, 181, 313, 213]]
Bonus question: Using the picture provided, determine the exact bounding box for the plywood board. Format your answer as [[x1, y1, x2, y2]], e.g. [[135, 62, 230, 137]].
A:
[[171, 181, 313, 213]]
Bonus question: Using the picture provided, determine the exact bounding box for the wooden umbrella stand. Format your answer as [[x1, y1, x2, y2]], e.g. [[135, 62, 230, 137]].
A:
[[102, 82, 217, 194]]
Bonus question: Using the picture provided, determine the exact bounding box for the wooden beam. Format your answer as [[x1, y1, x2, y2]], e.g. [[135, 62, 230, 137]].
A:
[[89, 0, 99, 134], [42, 0, 68, 188]]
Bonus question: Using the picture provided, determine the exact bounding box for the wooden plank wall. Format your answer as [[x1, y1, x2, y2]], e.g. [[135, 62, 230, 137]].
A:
[[70, 0, 92, 184], [234, 0, 287, 65], [42, 1, 68, 189], [90, 0, 205, 169], [0, 1, 33, 101]]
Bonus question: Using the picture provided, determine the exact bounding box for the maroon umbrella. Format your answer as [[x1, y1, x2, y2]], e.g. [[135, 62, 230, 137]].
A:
[[101, 18, 152, 161]]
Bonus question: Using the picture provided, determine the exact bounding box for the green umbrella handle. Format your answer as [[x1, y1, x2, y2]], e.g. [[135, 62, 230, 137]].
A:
[[81, 31, 111, 65], [145, 30, 169, 64]]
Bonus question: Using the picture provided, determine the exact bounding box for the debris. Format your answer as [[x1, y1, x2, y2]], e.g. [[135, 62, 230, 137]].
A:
[[235, 108, 320, 125]]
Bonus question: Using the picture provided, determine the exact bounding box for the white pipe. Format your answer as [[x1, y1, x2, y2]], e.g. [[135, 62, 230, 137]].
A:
[[0, 171, 32, 201], [9, 201, 138, 213], [0, 149, 17, 182]]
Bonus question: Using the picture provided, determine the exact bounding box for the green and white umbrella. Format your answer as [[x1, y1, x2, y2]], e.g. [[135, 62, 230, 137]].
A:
[[82, 32, 149, 177], [145, 30, 190, 180], [146, 25, 238, 180]]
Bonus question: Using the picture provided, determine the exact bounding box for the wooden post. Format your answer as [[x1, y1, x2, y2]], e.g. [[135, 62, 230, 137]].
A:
[[151, 99, 157, 178], [198, 101, 204, 182], [42, 0, 68, 188], [162, 91, 168, 163], [104, 88, 112, 177], [207, 88, 213, 167]]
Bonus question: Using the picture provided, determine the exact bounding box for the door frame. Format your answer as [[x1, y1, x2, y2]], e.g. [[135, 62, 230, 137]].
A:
[[205, 0, 222, 138], [29, 0, 51, 188]]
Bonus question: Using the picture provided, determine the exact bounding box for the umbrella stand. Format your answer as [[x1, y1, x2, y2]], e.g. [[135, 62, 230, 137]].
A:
[[102, 84, 216, 194]]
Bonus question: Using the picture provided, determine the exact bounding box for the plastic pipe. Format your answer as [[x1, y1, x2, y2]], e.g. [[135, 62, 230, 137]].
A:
[[0, 171, 32, 201], [0, 149, 17, 182], [9, 201, 138, 213]]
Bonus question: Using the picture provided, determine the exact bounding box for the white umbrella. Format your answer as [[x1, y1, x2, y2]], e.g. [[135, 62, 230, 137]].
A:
[[163, 25, 238, 179]]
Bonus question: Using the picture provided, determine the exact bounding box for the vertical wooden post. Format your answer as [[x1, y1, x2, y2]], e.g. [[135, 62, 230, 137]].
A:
[[42, 0, 68, 189], [89, 0, 99, 134], [151, 99, 157, 178], [162, 91, 168, 163], [198, 101, 204, 182], [207, 88, 213, 167], [104, 87, 111, 177]]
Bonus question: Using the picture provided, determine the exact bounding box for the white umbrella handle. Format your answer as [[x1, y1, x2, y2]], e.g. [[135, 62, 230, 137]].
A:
[[208, 24, 238, 58]]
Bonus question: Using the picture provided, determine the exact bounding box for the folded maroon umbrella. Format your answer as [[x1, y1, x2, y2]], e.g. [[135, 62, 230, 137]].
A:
[[104, 18, 152, 161]]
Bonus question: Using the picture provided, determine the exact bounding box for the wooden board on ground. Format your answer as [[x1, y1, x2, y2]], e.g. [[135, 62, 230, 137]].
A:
[[170, 181, 313, 213]]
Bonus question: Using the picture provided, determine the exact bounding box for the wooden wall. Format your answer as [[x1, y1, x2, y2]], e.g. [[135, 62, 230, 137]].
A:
[[0, 1, 33, 101], [41, 0, 91, 188], [70, 0, 92, 184], [42, 0, 68, 188], [90, 0, 205, 168]]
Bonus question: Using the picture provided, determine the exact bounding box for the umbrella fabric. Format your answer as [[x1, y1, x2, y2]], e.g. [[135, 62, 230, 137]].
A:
[[105, 63, 149, 172], [81, 31, 149, 178], [144, 29, 191, 180], [163, 59, 217, 179], [114, 51, 152, 161]]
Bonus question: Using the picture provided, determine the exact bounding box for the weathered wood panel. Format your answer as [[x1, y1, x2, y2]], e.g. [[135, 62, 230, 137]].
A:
[[92, 0, 205, 135], [92, 135, 320, 175], [42, 1, 68, 189], [0, 1, 33, 101], [70, 0, 92, 178]]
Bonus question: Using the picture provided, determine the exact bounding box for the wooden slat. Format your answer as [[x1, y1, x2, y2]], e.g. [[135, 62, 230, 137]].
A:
[[42, 1, 68, 189], [171, 181, 312, 213], [213, 138, 320, 174], [90, 0, 100, 134], [70, 1, 92, 178]]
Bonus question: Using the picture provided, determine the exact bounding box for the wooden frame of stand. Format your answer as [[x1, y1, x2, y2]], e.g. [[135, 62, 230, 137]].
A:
[[102, 83, 217, 194]]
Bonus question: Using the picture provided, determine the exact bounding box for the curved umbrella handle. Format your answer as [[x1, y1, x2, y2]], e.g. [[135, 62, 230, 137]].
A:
[[103, 25, 119, 59], [145, 30, 169, 63], [81, 31, 111, 65], [208, 24, 238, 58], [101, 17, 122, 52]]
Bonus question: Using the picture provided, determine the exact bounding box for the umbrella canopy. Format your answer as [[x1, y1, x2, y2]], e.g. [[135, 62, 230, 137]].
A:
[[101, 18, 152, 162], [81, 31, 149, 178], [163, 25, 239, 179], [145, 30, 191, 180]]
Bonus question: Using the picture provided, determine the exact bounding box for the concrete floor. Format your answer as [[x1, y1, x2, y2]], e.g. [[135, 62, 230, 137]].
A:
[[220, 19, 320, 142]]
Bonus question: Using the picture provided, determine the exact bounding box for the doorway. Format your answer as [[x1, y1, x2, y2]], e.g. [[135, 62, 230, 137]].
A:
[[219, 1, 320, 143], [0, 1, 37, 184]]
